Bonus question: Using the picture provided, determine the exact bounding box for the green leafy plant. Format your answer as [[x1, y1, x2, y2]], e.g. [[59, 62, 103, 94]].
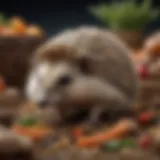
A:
[[0, 13, 8, 26], [89, 0, 159, 31]]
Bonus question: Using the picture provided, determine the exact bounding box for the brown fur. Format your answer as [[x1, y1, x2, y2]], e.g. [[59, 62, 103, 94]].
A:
[[26, 26, 139, 124], [34, 44, 76, 63]]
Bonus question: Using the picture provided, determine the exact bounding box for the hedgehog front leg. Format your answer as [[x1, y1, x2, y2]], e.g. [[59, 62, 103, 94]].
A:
[[66, 77, 132, 125], [86, 105, 104, 125], [84, 82, 131, 126]]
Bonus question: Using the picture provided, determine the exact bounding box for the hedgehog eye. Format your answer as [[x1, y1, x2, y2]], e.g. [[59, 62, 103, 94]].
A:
[[57, 74, 73, 86], [78, 57, 90, 74]]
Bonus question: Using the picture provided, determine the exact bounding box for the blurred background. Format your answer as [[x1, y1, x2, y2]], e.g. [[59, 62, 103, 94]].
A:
[[0, 0, 160, 37], [0, 0, 159, 86]]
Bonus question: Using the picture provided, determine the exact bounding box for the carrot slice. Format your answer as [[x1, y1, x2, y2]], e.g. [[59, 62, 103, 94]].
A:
[[76, 119, 136, 148], [12, 125, 52, 141], [0, 77, 6, 92], [72, 127, 84, 138]]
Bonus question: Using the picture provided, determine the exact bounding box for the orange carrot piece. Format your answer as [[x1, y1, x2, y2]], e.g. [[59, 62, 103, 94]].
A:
[[72, 127, 84, 138], [12, 125, 52, 141], [9, 17, 26, 34], [0, 77, 6, 92], [76, 119, 135, 148]]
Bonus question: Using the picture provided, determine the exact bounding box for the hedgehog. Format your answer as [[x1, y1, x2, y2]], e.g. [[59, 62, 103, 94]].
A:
[[25, 26, 139, 125]]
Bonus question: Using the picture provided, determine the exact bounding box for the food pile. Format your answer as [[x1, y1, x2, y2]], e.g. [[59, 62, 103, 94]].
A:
[[9, 105, 159, 160], [0, 31, 159, 160], [0, 31, 158, 159], [0, 13, 44, 37], [0, 14, 46, 87], [135, 32, 160, 109]]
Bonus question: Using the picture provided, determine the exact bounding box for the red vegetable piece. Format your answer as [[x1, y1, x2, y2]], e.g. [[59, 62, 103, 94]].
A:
[[0, 77, 7, 92], [139, 134, 153, 149], [72, 127, 84, 138], [139, 65, 149, 80], [137, 111, 155, 125], [0, 26, 4, 33]]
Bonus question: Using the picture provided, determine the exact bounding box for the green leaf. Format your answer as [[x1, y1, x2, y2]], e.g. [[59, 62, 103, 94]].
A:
[[17, 117, 37, 127], [88, 0, 159, 30]]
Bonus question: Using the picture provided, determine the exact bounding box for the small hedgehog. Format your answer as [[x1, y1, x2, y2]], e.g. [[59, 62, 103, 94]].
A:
[[25, 26, 139, 125]]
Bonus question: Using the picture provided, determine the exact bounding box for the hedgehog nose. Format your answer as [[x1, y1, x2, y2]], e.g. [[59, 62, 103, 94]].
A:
[[38, 100, 48, 109]]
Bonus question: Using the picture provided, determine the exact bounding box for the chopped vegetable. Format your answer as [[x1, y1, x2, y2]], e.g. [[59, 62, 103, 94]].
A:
[[17, 117, 37, 127], [0, 77, 6, 92], [0, 26, 4, 33], [76, 119, 136, 148], [139, 134, 153, 149], [9, 17, 26, 34], [72, 127, 84, 138], [139, 65, 149, 80], [0, 14, 44, 36], [120, 138, 137, 148], [0, 13, 7, 26], [101, 140, 121, 152], [12, 125, 52, 141], [137, 111, 155, 125], [26, 25, 43, 36]]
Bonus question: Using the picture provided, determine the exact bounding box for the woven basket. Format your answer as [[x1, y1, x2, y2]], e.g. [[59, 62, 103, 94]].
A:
[[113, 31, 144, 50], [0, 36, 45, 87]]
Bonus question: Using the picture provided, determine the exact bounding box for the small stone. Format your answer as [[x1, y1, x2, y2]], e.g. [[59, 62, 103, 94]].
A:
[[120, 147, 134, 155], [149, 126, 160, 149]]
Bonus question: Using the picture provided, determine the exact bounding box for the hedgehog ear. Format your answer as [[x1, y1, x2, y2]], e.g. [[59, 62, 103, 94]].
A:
[[77, 56, 91, 74]]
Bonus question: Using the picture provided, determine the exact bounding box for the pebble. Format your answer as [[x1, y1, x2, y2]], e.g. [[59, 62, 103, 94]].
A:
[[149, 127, 160, 149]]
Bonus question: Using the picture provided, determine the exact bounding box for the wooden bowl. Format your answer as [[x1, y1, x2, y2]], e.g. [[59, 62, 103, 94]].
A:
[[0, 36, 46, 87]]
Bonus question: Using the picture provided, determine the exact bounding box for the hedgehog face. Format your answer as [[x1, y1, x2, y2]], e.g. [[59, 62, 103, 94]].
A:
[[25, 60, 79, 108], [25, 42, 95, 110]]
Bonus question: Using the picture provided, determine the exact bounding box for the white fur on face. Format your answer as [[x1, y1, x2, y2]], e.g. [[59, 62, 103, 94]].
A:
[[25, 62, 50, 103], [25, 61, 74, 103]]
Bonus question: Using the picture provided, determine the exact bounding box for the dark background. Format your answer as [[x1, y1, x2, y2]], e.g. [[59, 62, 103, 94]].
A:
[[0, 0, 160, 37]]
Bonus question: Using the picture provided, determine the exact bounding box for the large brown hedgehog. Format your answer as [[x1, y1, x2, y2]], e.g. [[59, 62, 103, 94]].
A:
[[25, 26, 139, 125]]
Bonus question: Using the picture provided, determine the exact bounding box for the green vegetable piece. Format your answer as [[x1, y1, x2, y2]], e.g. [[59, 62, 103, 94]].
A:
[[120, 138, 137, 148], [17, 117, 37, 127], [101, 140, 121, 152], [0, 13, 8, 26]]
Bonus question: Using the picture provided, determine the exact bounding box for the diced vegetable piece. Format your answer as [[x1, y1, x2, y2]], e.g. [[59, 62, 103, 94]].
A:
[[0, 77, 6, 92], [9, 17, 26, 34], [139, 134, 153, 149], [120, 138, 137, 148], [12, 125, 52, 141], [26, 25, 43, 36], [72, 127, 84, 138], [17, 117, 37, 127], [77, 119, 136, 148], [139, 65, 149, 79], [101, 140, 121, 152], [137, 111, 155, 125]]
